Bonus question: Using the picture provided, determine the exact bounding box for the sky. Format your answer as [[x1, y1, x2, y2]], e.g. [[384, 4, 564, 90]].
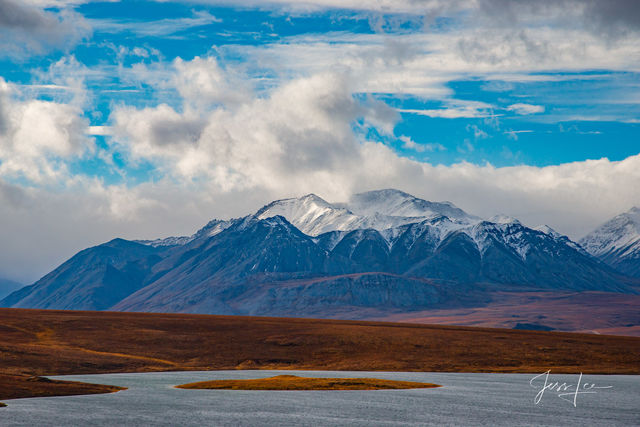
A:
[[1, 0, 639, 283]]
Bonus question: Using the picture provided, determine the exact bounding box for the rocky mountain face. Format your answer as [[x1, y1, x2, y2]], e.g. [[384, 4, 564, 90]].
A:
[[1, 190, 636, 318], [580, 207, 640, 278]]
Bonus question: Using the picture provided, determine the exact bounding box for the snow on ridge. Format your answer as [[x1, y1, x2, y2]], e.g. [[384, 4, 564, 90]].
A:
[[248, 189, 563, 262], [138, 190, 585, 263], [347, 188, 477, 222], [534, 224, 559, 237], [489, 214, 521, 225], [252, 189, 482, 238], [136, 235, 194, 247], [580, 207, 640, 257], [255, 193, 362, 236]]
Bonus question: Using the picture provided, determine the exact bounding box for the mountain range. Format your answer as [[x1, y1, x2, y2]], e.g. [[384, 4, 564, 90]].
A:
[[2, 189, 638, 328]]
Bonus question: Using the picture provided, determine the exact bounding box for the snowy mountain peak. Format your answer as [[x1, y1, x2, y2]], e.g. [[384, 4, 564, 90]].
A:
[[254, 193, 360, 236], [580, 208, 640, 258], [299, 193, 331, 204], [347, 188, 476, 222], [578, 207, 640, 277], [489, 214, 521, 225], [251, 189, 480, 237]]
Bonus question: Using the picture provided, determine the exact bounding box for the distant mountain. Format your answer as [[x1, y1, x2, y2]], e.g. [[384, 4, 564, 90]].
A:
[[0, 278, 23, 300], [344, 189, 478, 222], [2, 239, 163, 311], [1, 189, 635, 318], [580, 207, 640, 278], [255, 190, 478, 237]]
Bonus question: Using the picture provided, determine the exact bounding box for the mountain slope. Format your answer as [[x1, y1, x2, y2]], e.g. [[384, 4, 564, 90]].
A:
[[0, 239, 163, 310], [580, 207, 640, 278], [1, 190, 635, 318], [112, 216, 330, 313]]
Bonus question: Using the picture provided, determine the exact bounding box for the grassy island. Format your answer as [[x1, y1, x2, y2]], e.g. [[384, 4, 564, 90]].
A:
[[176, 374, 441, 390]]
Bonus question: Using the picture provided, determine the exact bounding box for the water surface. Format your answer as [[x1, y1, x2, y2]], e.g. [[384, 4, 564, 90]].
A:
[[2, 371, 638, 426]]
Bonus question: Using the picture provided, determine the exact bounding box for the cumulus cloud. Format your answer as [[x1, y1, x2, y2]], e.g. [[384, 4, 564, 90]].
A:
[[172, 56, 250, 109], [111, 69, 382, 195], [0, 0, 90, 58], [0, 78, 91, 182]]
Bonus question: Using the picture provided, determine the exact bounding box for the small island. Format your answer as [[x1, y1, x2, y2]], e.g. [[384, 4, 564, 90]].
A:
[[176, 374, 440, 391]]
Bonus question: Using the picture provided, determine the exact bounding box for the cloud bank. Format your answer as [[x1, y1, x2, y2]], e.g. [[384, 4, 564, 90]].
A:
[[2, 54, 639, 282], [1, 1, 639, 283]]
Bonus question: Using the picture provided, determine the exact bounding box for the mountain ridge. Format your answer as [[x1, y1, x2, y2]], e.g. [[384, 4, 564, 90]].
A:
[[580, 207, 640, 278], [2, 190, 637, 321]]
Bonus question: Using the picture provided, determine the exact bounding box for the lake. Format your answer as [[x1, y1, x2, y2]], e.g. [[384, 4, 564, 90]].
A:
[[1, 371, 638, 426]]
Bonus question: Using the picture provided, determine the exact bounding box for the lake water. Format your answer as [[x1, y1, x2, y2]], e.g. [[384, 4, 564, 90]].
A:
[[1, 371, 638, 426]]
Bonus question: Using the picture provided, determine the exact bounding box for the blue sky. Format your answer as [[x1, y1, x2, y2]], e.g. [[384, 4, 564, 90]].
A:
[[1, 0, 640, 282], [3, 1, 639, 173]]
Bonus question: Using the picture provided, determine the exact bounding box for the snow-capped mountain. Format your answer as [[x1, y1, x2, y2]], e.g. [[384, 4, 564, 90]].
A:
[[342, 189, 479, 223], [255, 194, 362, 236], [580, 207, 640, 277], [1, 189, 634, 316], [255, 189, 478, 238], [533, 224, 585, 253]]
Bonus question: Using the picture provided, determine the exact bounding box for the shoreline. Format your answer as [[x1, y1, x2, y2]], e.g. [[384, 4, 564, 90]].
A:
[[1, 308, 638, 401]]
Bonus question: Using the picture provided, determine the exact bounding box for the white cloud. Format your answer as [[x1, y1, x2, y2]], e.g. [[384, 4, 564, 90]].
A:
[[504, 129, 533, 140], [0, 78, 92, 183], [399, 136, 445, 153], [466, 124, 489, 139], [88, 126, 113, 136], [111, 69, 379, 194], [172, 56, 250, 109], [221, 26, 640, 117], [0, 0, 91, 58], [507, 103, 545, 115], [185, 0, 640, 40], [90, 10, 221, 37], [399, 100, 495, 119]]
